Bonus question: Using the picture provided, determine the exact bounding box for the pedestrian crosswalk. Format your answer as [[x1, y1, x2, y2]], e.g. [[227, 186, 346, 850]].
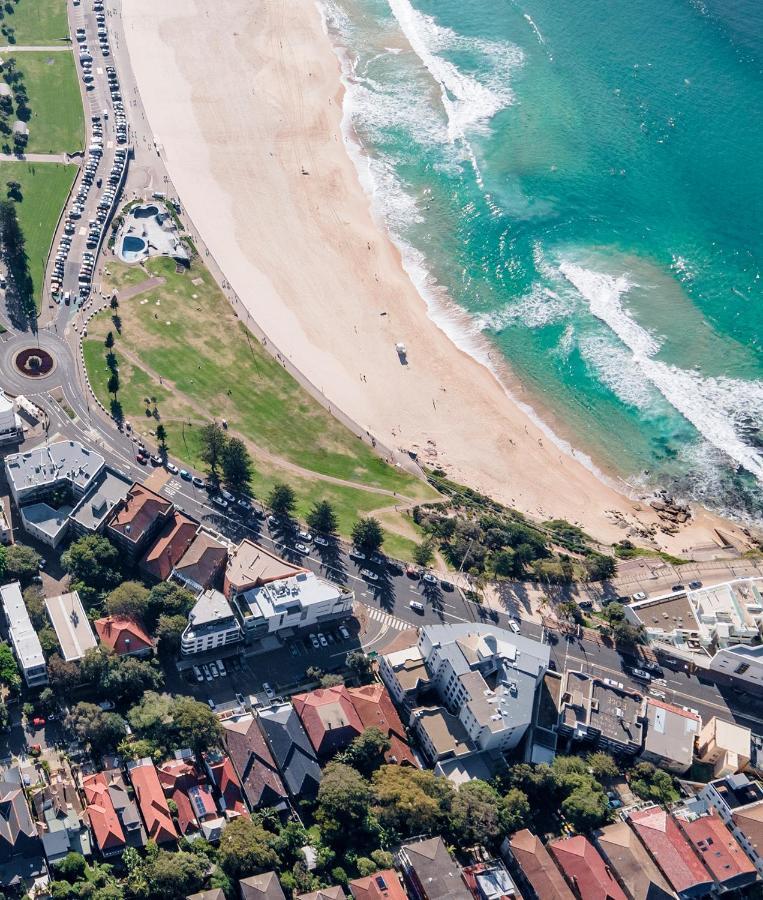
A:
[[365, 606, 410, 632]]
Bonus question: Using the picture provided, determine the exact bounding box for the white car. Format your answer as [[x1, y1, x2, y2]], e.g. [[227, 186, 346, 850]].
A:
[[631, 668, 652, 681], [422, 573, 437, 584], [632, 591, 647, 601], [216, 660, 227, 677], [298, 530, 313, 542], [166, 462, 178, 474], [192, 666, 203, 683], [509, 620, 520, 634], [221, 489, 234, 502], [310, 634, 320, 649], [360, 569, 378, 581], [263, 682, 275, 700], [209, 662, 219, 678], [212, 495, 228, 509], [409, 600, 425, 613], [318, 633, 328, 647], [314, 535, 328, 546], [295, 542, 309, 554], [207, 699, 216, 710], [202, 664, 213, 682], [349, 549, 366, 561], [236, 497, 250, 508]]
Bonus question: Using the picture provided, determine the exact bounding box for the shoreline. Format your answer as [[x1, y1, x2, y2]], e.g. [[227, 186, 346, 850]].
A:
[[119, 0, 752, 555]]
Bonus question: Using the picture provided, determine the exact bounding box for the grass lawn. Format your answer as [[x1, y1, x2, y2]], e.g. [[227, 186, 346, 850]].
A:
[[4, 52, 84, 154], [83, 255, 440, 556], [0, 161, 76, 308], [0, 0, 68, 45]]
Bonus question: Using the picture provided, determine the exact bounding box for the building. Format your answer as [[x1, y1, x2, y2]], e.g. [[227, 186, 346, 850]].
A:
[[240, 871, 287, 900], [696, 717, 751, 777], [234, 570, 353, 642], [594, 821, 675, 900], [203, 749, 248, 819], [127, 759, 178, 845], [627, 807, 713, 899], [0, 581, 47, 687], [256, 702, 322, 799], [4, 440, 104, 506], [140, 510, 198, 581], [292, 685, 364, 759], [69, 468, 132, 536], [0, 390, 19, 445], [0, 771, 45, 887], [221, 713, 288, 812], [172, 528, 228, 593], [379, 644, 430, 714], [189, 892, 226, 900], [398, 836, 470, 900], [45, 591, 97, 662], [20, 501, 72, 547], [95, 615, 153, 657], [557, 671, 644, 756], [31, 761, 92, 864], [349, 869, 408, 900], [461, 861, 518, 900], [641, 699, 701, 775], [698, 774, 763, 877], [224, 538, 306, 598], [297, 890, 346, 900], [0, 498, 11, 545], [181, 589, 242, 656], [157, 758, 224, 842], [413, 705, 476, 766], [81, 773, 126, 857], [674, 809, 757, 892], [709, 644, 763, 693], [502, 829, 574, 900], [106, 482, 174, 561], [549, 836, 627, 900], [347, 683, 416, 766]]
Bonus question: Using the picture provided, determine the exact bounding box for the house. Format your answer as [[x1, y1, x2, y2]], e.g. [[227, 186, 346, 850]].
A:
[[31, 761, 92, 864], [293, 685, 364, 759], [256, 702, 322, 800], [20, 501, 72, 548], [188, 891, 227, 900], [461, 861, 518, 900], [69, 468, 132, 536], [557, 671, 644, 756], [347, 683, 416, 766], [594, 822, 675, 900], [0, 770, 45, 886], [157, 758, 224, 842], [140, 510, 198, 581], [398, 836, 471, 900], [221, 714, 288, 812], [549, 836, 627, 900], [413, 705, 476, 766], [349, 869, 408, 900], [4, 440, 104, 506], [698, 774, 763, 877], [127, 759, 178, 845], [674, 809, 757, 892], [106, 483, 174, 561], [239, 870, 287, 900], [0, 581, 47, 687], [181, 589, 242, 656], [81, 772, 126, 857], [297, 889, 346, 900], [502, 829, 575, 900], [84, 766, 146, 854], [45, 591, 97, 662], [696, 717, 751, 778], [203, 749, 248, 819], [172, 528, 228, 592], [627, 807, 713, 899], [224, 538, 306, 598], [641, 699, 701, 775], [95, 615, 153, 657]]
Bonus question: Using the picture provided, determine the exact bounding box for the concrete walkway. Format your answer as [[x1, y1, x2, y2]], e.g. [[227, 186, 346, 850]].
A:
[[0, 45, 70, 52], [0, 153, 75, 164]]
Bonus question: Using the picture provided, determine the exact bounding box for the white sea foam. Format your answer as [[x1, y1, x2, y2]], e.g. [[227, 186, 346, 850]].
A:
[[477, 284, 572, 331], [577, 334, 656, 410], [523, 13, 545, 45]]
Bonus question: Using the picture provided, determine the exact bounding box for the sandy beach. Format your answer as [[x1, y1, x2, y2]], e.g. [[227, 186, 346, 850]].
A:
[[119, 0, 749, 555]]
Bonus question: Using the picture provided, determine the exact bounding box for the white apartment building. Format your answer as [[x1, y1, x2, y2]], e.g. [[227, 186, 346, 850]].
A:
[[710, 644, 763, 692], [232, 571, 353, 640], [5, 441, 104, 506], [181, 589, 242, 656], [0, 581, 47, 687], [0, 390, 19, 445]]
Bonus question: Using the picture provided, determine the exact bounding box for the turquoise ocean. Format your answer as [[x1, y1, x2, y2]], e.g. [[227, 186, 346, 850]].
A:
[[319, 0, 763, 523]]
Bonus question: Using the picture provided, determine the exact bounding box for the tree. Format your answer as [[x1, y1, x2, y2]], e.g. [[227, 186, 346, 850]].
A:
[[412, 539, 435, 569], [156, 423, 167, 453], [306, 500, 338, 537], [498, 787, 531, 835], [66, 702, 126, 752], [47, 654, 80, 694], [340, 727, 390, 777], [55, 852, 87, 882], [147, 582, 196, 624], [268, 482, 296, 518], [38, 626, 59, 657], [629, 762, 678, 804], [107, 370, 120, 398], [449, 779, 502, 847], [22, 585, 46, 628], [221, 437, 253, 496], [320, 673, 344, 688], [127, 691, 174, 742], [371, 765, 454, 837], [0, 641, 21, 695], [588, 751, 619, 780], [315, 762, 372, 840], [141, 849, 208, 899], [561, 786, 609, 832], [199, 422, 227, 484], [351, 517, 384, 555], [61, 534, 121, 589], [5, 543, 40, 580], [5, 180, 20, 201], [217, 817, 279, 880], [171, 695, 223, 752], [345, 649, 373, 684], [0, 544, 6, 579], [104, 331, 114, 349], [155, 614, 187, 656], [584, 553, 617, 582], [105, 581, 150, 623], [101, 656, 164, 705]]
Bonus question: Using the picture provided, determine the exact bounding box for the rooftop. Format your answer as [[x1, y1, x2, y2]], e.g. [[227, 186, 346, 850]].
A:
[[678, 810, 756, 885], [82, 772, 126, 853], [222, 713, 288, 810], [127, 758, 177, 845], [184, 589, 240, 643], [349, 869, 407, 900], [45, 591, 97, 662], [508, 829, 575, 900], [549, 835, 628, 900], [255, 702, 322, 799], [140, 510, 198, 581], [69, 468, 132, 531], [415, 705, 474, 758], [204, 749, 247, 818], [699, 716, 751, 756], [643, 698, 700, 769], [242, 570, 348, 621], [226, 538, 306, 594], [173, 529, 228, 589], [239, 871, 287, 900], [1, 580, 45, 671], [107, 483, 172, 545], [347, 683, 416, 766], [710, 773, 763, 809], [292, 685, 363, 757], [382, 645, 430, 693], [399, 836, 470, 899], [95, 616, 153, 656], [595, 821, 674, 900], [5, 440, 104, 495], [20, 501, 71, 541]]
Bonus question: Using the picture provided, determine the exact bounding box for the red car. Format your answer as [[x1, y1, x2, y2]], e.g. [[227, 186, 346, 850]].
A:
[[32, 717, 45, 727]]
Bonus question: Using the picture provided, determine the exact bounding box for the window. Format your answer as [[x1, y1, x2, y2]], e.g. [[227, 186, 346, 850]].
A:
[[735, 663, 750, 675]]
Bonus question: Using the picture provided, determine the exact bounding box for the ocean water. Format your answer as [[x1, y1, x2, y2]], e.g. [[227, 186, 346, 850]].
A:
[[319, 0, 763, 523]]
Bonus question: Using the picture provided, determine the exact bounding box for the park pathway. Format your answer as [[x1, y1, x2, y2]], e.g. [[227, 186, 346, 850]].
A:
[[0, 153, 74, 164], [0, 45, 70, 52]]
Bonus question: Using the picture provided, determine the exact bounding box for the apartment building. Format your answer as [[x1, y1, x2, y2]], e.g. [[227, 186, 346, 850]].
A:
[[0, 581, 47, 687], [180, 589, 242, 656]]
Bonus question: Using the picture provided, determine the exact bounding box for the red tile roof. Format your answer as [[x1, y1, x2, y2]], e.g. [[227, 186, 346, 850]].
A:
[[205, 751, 248, 819], [140, 511, 198, 581], [108, 483, 172, 544], [128, 760, 178, 845], [679, 811, 756, 885], [508, 830, 575, 900], [292, 685, 363, 758], [173, 530, 228, 589], [157, 759, 217, 836], [95, 616, 153, 655], [82, 772, 126, 853], [349, 871, 407, 900], [348, 684, 417, 766], [629, 808, 713, 895], [549, 836, 627, 900]]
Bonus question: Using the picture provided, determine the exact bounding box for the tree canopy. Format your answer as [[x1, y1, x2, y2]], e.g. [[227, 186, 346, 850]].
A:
[[66, 702, 126, 752], [306, 500, 338, 537], [351, 517, 384, 555], [61, 534, 121, 590], [268, 482, 296, 518], [221, 437, 254, 496]]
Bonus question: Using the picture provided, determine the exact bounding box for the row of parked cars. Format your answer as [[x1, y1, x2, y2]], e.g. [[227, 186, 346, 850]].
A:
[[192, 658, 228, 684], [106, 67, 129, 145]]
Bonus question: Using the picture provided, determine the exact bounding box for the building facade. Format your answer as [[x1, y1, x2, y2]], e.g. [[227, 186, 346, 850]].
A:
[[181, 589, 242, 656]]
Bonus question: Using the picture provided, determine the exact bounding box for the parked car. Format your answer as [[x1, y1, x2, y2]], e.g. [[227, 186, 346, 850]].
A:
[[314, 535, 328, 546], [192, 666, 203, 683], [509, 620, 521, 634], [192, 476, 205, 488], [207, 699, 216, 710], [339, 625, 350, 640], [631, 668, 652, 682], [212, 496, 228, 509], [295, 542, 309, 554], [671, 583, 685, 592], [166, 462, 178, 474], [263, 682, 275, 700], [298, 530, 313, 542], [216, 660, 227, 677], [180, 469, 191, 480], [421, 572, 437, 584], [631, 591, 647, 601], [360, 569, 378, 582], [318, 633, 328, 647], [202, 664, 212, 682], [209, 662, 219, 678], [310, 634, 320, 649], [688, 580, 702, 590], [409, 600, 425, 613]]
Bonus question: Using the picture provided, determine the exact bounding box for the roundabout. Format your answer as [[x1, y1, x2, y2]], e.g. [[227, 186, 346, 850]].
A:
[[13, 347, 56, 379]]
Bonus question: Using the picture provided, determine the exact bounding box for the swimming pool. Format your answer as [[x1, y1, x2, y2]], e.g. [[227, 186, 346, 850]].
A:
[[121, 234, 146, 262], [132, 204, 159, 219]]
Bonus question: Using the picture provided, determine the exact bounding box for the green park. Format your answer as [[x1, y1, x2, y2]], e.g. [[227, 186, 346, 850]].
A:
[[0, 0, 68, 46]]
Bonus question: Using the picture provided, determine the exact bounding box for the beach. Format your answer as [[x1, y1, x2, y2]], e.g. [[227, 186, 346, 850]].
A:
[[119, 0, 751, 554]]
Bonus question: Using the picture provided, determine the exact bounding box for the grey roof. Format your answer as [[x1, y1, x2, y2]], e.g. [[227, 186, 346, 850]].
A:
[[256, 703, 322, 799], [0, 773, 40, 864], [188, 589, 237, 627], [1, 581, 45, 673], [5, 440, 104, 496], [70, 468, 132, 531], [20, 502, 71, 541], [643, 700, 700, 770], [45, 591, 97, 662], [421, 622, 551, 674], [400, 836, 470, 899], [240, 871, 287, 900]]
